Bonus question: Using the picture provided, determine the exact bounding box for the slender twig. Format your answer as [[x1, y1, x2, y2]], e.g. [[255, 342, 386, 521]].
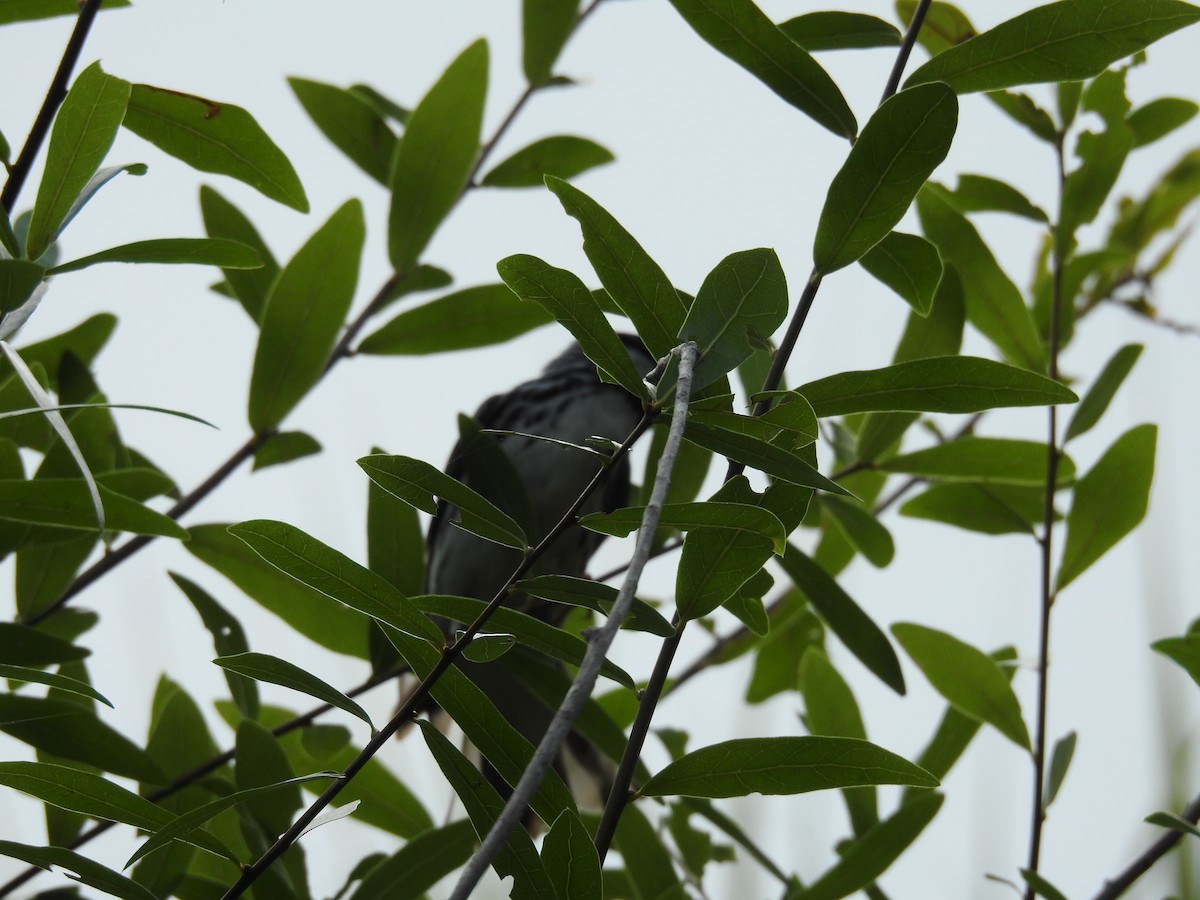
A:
[[1024, 134, 1069, 900], [750, 271, 823, 420], [592, 536, 682, 583], [881, 0, 932, 103], [220, 411, 656, 900], [0, 0, 104, 213], [451, 343, 698, 899], [1091, 793, 1200, 900], [0, 663, 407, 899]]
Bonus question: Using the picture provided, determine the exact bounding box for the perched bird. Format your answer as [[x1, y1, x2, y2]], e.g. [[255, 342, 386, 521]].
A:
[[424, 333, 655, 823]]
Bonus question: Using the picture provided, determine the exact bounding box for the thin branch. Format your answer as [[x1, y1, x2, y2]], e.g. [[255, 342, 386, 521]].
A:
[[881, 0, 932, 103], [1091, 793, 1200, 900], [1024, 133, 1069, 900], [451, 343, 699, 899], [220, 411, 656, 900], [1, 0, 104, 213]]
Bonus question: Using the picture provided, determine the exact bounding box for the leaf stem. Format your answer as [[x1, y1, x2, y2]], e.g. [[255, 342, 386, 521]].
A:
[[1024, 132, 1068, 900], [0, 0, 104, 213]]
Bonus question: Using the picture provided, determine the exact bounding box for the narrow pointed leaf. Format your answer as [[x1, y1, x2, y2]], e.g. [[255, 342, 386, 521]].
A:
[[26, 62, 131, 260], [581, 501, 785, 554], [641, 736, 936, 798], [1045, 731, 1076, 808], [359, 284, 553, 355], [388, 40, 488, 272], [797, 792, 944, 900], [799, 356, 1076, 416], [820, 496, 894, 567], [859, 231, 943, 315], [50, 238, 261, 275], [523, 0, 579, 85], [515, 574, 674, 636], [778, 12, 901, 51], [813, 84, 957, 274], [781, 544, 905, 694], [199, 185, 279, 322], [0, 841, 157, 900], [951, 174, 1048, 223], [545, 178, 686, 358], [882, 437, 1075, 486], [1020, 870, 1071, 900], [900, 482, 1043, 535], [1064, 343, 1143, 442], [613, 803, 687, 900], [906, 0, 1200, 94], [0, 260, 46, 314], [252, 430, 321, 471], [916, 185, 1045, 370], [288, 77, 397, 184], [1058, 425, 1157, 590], [1128, 97, 1199, 148], [123, 84, 307, 211], [677, 249, 788, 392], [0, 664, 111, 706], [482, 136, 614, 187], [1152, 634, 1200, 689], [227, 518, 444, 645], [542, 810, 602, 900], [1145, 812, 1200, 841], [666, 0, 856, 138], [893, 622, 1031, 749], [684, 421, 849, 495], [359, 453, 527, 550], [0, 479, 187, 538], [0, 621, 89, 665], [170, 572, 258, 719], [497, 254, 647, 398], [419, 722, 558, 900], [347, 819, 477, 900], [215, 651, 373, 728]]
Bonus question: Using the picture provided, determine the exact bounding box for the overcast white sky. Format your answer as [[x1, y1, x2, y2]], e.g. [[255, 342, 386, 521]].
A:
[[2, 2, 1199, 898]]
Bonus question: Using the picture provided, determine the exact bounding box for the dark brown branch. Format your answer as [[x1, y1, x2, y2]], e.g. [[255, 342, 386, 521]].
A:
[[1091, 794, 1200, 900]]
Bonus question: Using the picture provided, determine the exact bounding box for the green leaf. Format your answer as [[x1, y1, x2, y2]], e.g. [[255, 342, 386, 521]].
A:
[[800, 356, 1075, 417], [859, 231, 943, 316], [123, 84, 307, 211], [412, 594, 635, 689], [916, 185, 1045, 369], [542, 810, 602, 900], [227, 518, 443, 645], [0, 260, 46, 315], [690, 395, 818, 451], [905, 0, 1200, 94], [780, 544, 905, 694], [482, 136, 614, 188], [678, 249, 788, 392], [951, 174, 1048, 223], [419, 722, 558, 900], [1045, 731, 1076, 808], [496, 254, 648, 399], [199, 185, 280, 322], [288, 77, 397, 184], [50, 237, 261, 275], [640, 736, 936, 798], [388, 39, 488, 273], [900, 482, 1045, 535], [1152, 634, 1200, 689], [581, 501, 785, 555], [747, 601, 824, 704], [126, 772, 337, 867], [0, 0, 129, 24], [897, 0, 976, 54], [988, 90, 1060, 143], [0, 621, 88, 665], [892, 622, 1031, 749], [0, 479, 188, 538], [514, 574, 674, 636], [359, 284, 553, 355], [0, 664, 111, 706], [545, 177, 686, 358], [0, 205, 19, 258], [683, 421, 849, 495], [882, 436, 1074, 486], [0, 695, 165, 782], [666, 0, 856, 139], [214, 652, 373, 728], [347, 819, 477, 900], [613, 803, 687, 900], [1058, 424, 1157, 590], [349, 84, 411, 125], [1020, 869, 1071, 900], [359, 453, 527, 550], [1128, 97, 1199, 148], [252, 430, 322, 471], [186, 523, 370, 658], [26, 62, 131, 261], [820, 496, 894, 567], [778, 12, 901, 51], [169, 572, 258, 719], [0, 841, 157, 900], [366, 445, 424, 599], [814, 83, 957, 273], [248, 199, 364, 433], [1064, 343, 1143, 442], [1145, 812, 1200, 841], [796, 792, 944, 900], [523, 0, 579, 85]]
